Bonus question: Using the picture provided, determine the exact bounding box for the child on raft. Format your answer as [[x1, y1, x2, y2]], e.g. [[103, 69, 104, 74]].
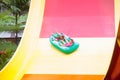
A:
[[53, 32, 74, 47]]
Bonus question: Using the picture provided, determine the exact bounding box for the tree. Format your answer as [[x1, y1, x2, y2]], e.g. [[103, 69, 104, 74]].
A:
[[0, 0, 30, 44]]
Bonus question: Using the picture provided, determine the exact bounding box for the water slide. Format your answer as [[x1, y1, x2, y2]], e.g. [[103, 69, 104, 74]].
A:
[[0, 0, 120, 80]]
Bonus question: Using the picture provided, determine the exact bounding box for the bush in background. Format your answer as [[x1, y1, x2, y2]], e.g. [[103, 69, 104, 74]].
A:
[[0, 40, 17, 70]]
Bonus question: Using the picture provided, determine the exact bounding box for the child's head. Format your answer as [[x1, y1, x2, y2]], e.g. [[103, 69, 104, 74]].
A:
[[60, 35, 65, 41], [70, 39, 74, 43]]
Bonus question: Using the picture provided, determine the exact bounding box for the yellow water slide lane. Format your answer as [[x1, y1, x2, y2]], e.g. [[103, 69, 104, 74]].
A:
[[25, 0, 119, 76], [0, 0, 45, 80], [0, 0, 120, 80]]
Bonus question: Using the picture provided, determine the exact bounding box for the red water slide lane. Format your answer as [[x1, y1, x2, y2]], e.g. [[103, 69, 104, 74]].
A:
[[40, 0, 115, 38]]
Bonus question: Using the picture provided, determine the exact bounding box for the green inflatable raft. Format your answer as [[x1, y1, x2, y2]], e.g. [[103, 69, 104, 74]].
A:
[[50, 33, 79, 54]]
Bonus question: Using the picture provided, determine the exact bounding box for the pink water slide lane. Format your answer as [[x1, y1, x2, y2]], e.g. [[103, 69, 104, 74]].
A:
[[40, 0, 115, 38]]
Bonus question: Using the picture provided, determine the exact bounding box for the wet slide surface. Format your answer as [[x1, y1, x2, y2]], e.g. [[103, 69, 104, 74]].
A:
[[21, 0, 118, 80], [40, 0, 115, 38], [0, 0, 118, 80], [21, 0, 116, 80]]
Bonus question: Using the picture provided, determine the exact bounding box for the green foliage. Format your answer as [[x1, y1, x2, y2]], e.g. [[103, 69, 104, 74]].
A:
[[0, 0, 30, 15], [0, 0, 29, 70], [0, 11, 15, 26], [0, 0, 29, 44], [0, 26, 24, 32], [0, 10, 11, 18], [0, 12, 27, 32], [0, 40, 17, 70], [18, 14, 28, 24]]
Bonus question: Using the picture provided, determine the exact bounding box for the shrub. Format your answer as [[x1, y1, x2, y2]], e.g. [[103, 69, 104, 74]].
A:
[[0, 40, 17, 70]]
